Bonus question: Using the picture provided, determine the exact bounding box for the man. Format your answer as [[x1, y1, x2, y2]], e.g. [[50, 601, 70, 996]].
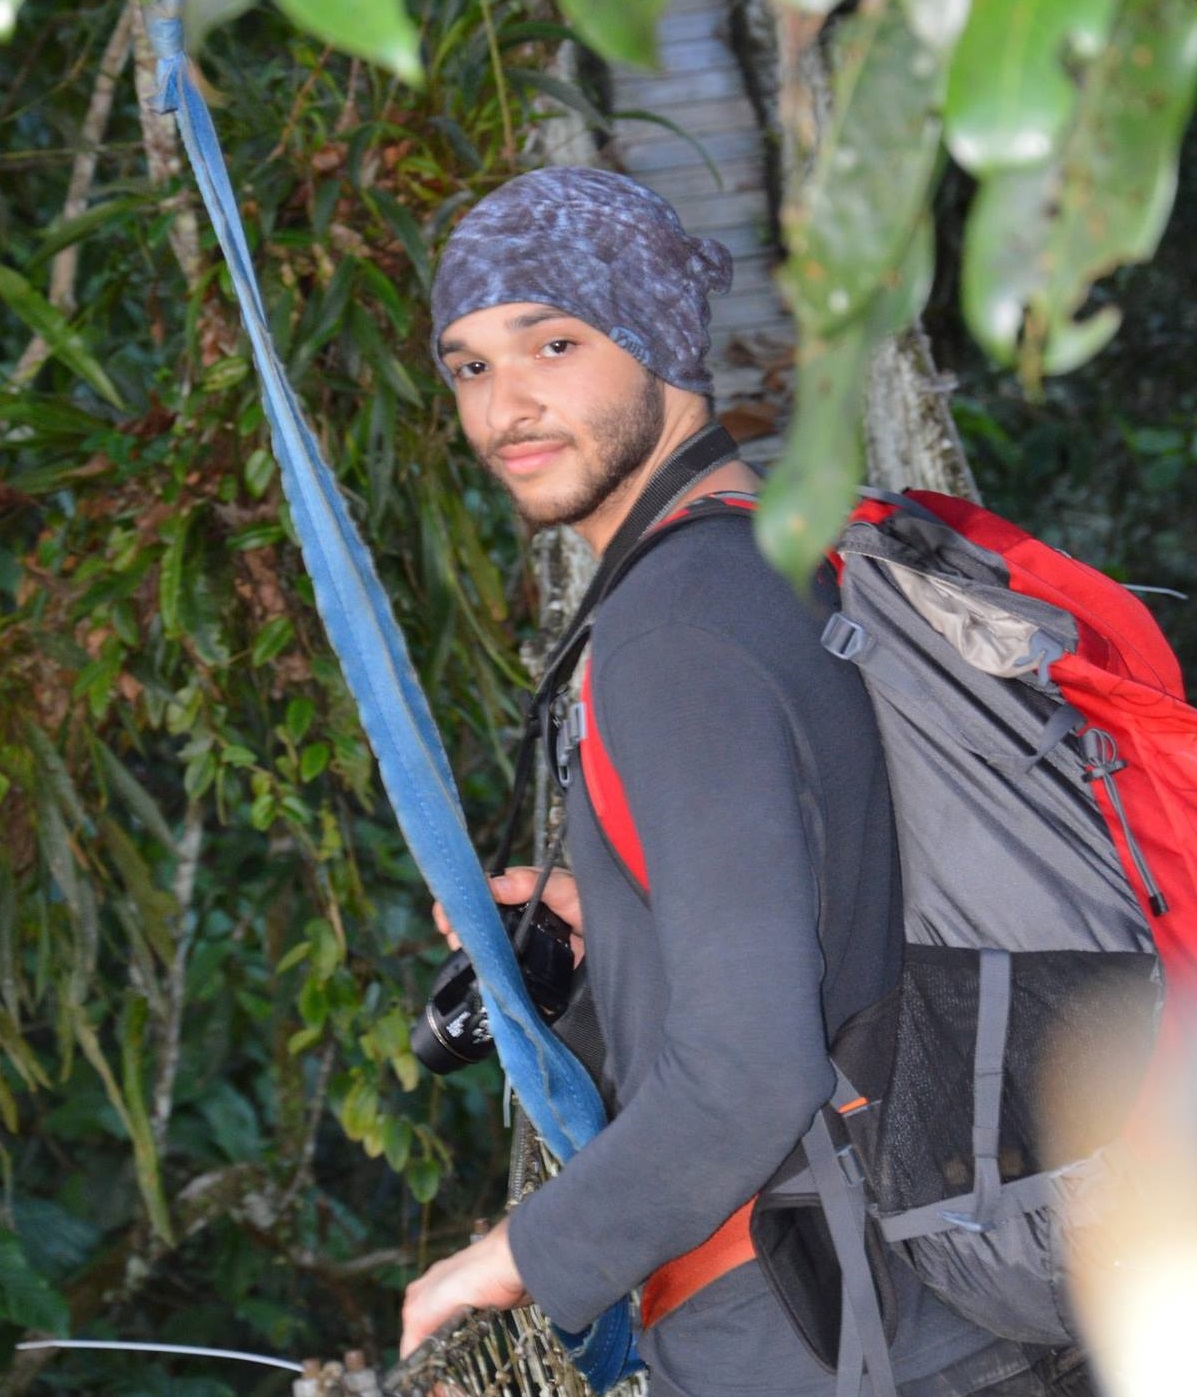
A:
[[398, 167, 1050, 1396]]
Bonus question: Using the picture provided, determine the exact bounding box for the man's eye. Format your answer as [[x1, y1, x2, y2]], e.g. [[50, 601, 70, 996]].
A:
[[541, 339, 574, 358], [453, 361, 487, 380]]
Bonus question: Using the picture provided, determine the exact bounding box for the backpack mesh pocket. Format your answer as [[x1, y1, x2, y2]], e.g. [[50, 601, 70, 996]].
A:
[[864, 945, 1160, 1216]]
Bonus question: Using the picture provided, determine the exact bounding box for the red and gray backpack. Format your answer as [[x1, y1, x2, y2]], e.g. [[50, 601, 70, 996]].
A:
[[527, 477, 1197, 1397]]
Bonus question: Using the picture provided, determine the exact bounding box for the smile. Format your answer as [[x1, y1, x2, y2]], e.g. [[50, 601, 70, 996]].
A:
[[496, 441, 569, 476]]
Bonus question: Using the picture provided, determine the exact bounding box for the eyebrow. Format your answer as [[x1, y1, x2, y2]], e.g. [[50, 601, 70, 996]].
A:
[[438, 308, 575, 359]]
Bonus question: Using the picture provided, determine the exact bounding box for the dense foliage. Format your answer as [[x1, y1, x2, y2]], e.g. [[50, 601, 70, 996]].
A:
[[934, 118, 1197, 684], [0, 2, 579, 1389], [761, 0, 1197, 580]]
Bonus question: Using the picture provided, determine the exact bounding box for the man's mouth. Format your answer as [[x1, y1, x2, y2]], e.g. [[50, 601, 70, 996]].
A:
[[493, 439, 570, 477]]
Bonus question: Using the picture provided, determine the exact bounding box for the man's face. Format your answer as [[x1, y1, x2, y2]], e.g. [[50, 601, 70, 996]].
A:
[[438, 302, 665, 534]]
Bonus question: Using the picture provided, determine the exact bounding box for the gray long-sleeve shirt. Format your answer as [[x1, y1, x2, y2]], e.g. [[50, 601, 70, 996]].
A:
[[507, 510, 998, 1395]]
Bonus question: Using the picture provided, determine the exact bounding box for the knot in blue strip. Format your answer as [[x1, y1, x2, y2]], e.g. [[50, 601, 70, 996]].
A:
[[148, 17, 184, 114]]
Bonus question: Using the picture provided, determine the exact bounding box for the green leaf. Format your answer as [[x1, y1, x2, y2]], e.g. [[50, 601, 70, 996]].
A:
[[249, 789, 277, 830], [961, 0, 1197, 379], [184, 746, 218, 799], [0, 265, 124, 408], [0, 1006, 51, 1090], [276, 941, 311, 973], [0, 1229, 69, 1333], [406, 1155, 440, 1204], [383, 1116, 413, 1173], [275, 0, 423, 84], [184, 0, 258, 54], [96, 742, 177, 851], [348, 302, 423, 407], [25, 721, 88, 829], [98, 816, 179, 963], [166, 682, 203, 736], [159, 515, 189, 640], [763, 217, 933, 585], [285, 697, 317, 743], [299, 742, 330, 781], [368, 1008, 410, 1060], [244, 447, 276, 499], [305, 917, 343, 981], [0, 394, 107, 437], [221, 744, 256, 768], [390, 1050, 418, 1092], [119, 994, 175, 1243], [252, 616, 294, 666], [12, 1199, 102, 1282], [369, 192, 431, 295], [783, 4, 946, 335], [229, 521, 285, 551], [506, 67, 612, 133], [756, 319, 873, 587], [198, 1081, 263, 1161], [946, 0, 1119, 173], [338, 1076, 380, 1140], [297, 975, 328, 1029], [554, 0, 668, 67], [73, 1007, 173, 1244], [0, 1074, 16, 1133], [26, 196, 150, 272], [202, 355, 250, 395], [288, 1024, 323, 1054]]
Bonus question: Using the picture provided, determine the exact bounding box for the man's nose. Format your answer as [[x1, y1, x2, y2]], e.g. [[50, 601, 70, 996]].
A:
[[486, 365, 541, 435]]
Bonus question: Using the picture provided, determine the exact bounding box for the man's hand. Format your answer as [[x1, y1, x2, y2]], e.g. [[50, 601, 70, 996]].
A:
[[432, 867, 585, 965], [400, 1216, 529, 1359]]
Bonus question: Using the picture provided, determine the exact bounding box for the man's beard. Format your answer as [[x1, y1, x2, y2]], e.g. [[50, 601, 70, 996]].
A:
[[482, 371, 666, 530]]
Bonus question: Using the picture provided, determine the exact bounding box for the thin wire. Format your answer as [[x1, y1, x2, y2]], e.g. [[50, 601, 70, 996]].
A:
[[17, 1339, 305, 1373], [1123, 584, 1189, 601]]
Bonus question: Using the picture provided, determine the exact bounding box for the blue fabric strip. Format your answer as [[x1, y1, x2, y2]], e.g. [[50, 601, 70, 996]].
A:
[[148, 14, 636, 1386]]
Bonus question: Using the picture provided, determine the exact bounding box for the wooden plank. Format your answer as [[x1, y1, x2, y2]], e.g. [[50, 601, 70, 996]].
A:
[[710, 290, 793, 330], [613, 95, 761, 138], [725, 251, 783, 294], [617, 127, 762, 173], [658, 8, 730, 42], [604, 0, 795, 416], [634, 156, 765, 200], [680, 200, 771, 240], [691, 221, 776, 258], [655, 36, 737, 73], [616, 66, 743, 106]]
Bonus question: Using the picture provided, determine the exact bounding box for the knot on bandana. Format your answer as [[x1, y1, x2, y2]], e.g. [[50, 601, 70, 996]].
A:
[[430, 167, 733, 395]]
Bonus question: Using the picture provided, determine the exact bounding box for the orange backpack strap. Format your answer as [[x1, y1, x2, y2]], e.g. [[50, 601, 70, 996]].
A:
[[640, 1200, 757, 1329]]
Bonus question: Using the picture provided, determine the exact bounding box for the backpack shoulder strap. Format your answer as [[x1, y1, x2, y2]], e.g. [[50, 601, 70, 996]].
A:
[[578, 493, 758, 894]]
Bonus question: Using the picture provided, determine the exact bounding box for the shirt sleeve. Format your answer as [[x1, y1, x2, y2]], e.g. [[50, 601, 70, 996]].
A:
[[507, 620, 838, 1333]]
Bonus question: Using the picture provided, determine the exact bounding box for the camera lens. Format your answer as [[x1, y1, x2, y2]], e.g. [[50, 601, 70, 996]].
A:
[[409, 947, 495, 1074], [411, 900, 575, 1076]]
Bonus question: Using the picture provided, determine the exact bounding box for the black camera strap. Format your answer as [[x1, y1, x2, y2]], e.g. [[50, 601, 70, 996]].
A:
[[490, 420, 740, 876]]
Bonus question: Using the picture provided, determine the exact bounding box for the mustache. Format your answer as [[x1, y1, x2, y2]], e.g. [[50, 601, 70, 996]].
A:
[[485, 430, 575, 456]]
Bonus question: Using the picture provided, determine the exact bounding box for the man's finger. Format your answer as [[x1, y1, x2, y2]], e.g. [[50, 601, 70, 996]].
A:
[[398, 1303, 472, 1361]]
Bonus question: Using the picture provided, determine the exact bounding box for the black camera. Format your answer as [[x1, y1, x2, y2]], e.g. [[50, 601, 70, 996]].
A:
[[411, 901, 574, 1075]]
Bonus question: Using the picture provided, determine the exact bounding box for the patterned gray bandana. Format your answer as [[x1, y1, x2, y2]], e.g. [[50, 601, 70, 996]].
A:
[[430, 167, 733, 394]]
